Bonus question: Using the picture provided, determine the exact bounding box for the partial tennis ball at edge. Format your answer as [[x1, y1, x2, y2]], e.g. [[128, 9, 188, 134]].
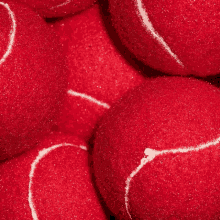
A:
[[0, 0, 68, 161], [0, 133, 109, 220], [12, 0, 97, 18], [93, 77, 220, 219], [109, 0, 220, 76]]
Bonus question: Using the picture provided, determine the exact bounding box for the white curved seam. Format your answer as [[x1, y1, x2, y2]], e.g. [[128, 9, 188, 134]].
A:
[[135, 0, 184, 67], [50, 0, 72, 9], [68, 89, 111, 109], [28, 143, 87, 220], [0, 2, 16, 66], [125, 135, 220, 219]]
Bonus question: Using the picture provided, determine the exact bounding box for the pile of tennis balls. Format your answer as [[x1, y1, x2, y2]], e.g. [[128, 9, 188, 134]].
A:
[[1, 0, 220, 219]]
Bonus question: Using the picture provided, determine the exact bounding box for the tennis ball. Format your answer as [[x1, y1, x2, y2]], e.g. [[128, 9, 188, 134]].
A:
[[93, 77, 220, 219], [109, 0, 220, 76], [0, 1, 68, 161], [0, 133, 109, 220], [12, 0, 96, 18], [51, 4, 145, 141]]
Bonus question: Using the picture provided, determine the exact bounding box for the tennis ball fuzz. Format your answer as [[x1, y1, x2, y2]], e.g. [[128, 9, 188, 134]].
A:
[[93, 77, 220, 219], [0, 133, 108, 220], [51, 4, 145, 141], [13, 0, 96, 17], [0, 1, 68, 160], [109, 0, 220, 76]]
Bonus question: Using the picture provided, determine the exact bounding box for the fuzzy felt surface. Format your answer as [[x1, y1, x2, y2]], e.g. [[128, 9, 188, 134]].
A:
[[109, 0, 220, 76], [0, 0, 68, 161], [51, 4, 145, 141], [0, 133, 108, 220], [12, 0, 97, 18], [93, 77, 220, 219]]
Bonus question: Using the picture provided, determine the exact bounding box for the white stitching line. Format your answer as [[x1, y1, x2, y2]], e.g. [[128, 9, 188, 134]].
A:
[[68, 89, 111, 109], [125, 136, 220, 219], [0, 2, 16, 66], [50, 0, 72, 9], [28, 143, 87, 220], [135, 0, 184, 67]]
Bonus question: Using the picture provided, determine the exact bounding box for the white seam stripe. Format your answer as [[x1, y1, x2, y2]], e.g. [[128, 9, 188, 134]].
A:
[[68, 89, 111, 109], [125, 135, 220, 219], [0, 2, 16, 66], [50, 0, 72, 9], [28, 143, 87, 220], [135, 0, 184, 67]]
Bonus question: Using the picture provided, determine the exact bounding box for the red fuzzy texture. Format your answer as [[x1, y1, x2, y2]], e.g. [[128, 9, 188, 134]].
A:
[[109, 0, 220, 76], [93, 77, 220, 219], [0, 1, 68, 160], [0, 133, 108, 219], [51, 4, 145, 141], [12, 0, 96, 18]]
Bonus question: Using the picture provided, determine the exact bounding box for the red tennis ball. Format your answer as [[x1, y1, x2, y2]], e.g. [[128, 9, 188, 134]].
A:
[[109, 0, 220, 76], [0, 1, 68, 160], [0, 133, 108, 219], [51, 4, 145, 141], [93, 77, 220, 219], [12, 0, 96, 18]]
